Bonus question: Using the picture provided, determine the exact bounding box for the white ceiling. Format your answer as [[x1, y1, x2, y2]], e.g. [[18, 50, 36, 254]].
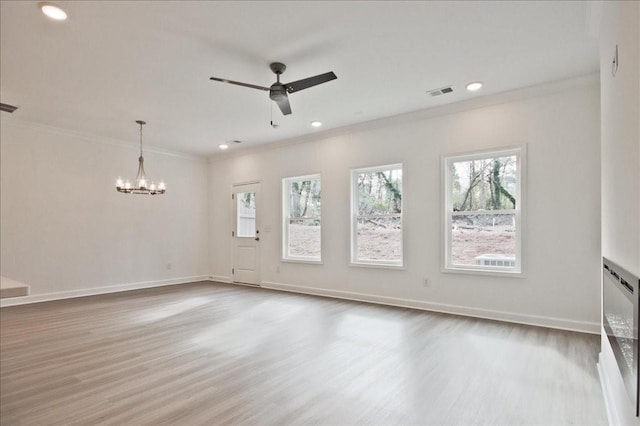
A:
[[0, 1, 598, 156]]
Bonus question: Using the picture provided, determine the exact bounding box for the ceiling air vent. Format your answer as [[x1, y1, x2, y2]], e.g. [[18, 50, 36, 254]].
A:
[[0, 103, 18, 113], [427, 86, 453, 97]]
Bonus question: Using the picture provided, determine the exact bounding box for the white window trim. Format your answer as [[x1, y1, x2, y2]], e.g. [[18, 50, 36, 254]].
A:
[[282, 173, 322, 263], [350, 163, 404, 268], [442, 146, 526, 276]]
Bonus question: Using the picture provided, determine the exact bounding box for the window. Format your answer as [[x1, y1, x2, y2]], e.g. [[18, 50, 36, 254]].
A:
[[443, 147, 523, 274], [351, 164, 403, 267], [282, 174, 322, 262]]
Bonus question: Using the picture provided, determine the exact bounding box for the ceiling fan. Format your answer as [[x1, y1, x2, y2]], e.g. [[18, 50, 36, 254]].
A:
[[209, 62, 337, 116]]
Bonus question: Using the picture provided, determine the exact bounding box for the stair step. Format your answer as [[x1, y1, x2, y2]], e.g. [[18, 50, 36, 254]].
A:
[[1, 277, 29, 299]]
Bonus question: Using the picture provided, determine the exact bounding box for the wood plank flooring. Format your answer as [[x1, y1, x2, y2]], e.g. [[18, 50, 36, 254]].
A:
[[1, 282, 607, 425]]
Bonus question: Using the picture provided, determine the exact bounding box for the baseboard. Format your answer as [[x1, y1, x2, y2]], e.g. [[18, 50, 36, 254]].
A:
[[1, 276, 600, 334], [598, 334, 638, 426], [0, 275, 210, 307], [598, 355, 620, 426], [260, 281, 600, 334]]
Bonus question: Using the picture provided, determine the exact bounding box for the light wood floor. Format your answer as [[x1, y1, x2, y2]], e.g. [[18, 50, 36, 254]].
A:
[[1, 282, 607, 425]]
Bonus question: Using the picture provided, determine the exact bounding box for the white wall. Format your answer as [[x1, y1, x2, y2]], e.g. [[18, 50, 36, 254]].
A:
[[598, 1, 640, 425], [0, 119, 210, 299], [600, 1, 640, 275], [209, 77, 601, 333]]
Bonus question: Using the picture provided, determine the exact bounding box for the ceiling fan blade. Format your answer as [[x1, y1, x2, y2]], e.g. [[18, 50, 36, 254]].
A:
[[209, 77, 269, 91], [285, 71, 337, 93], [274, 96, 292, 115]]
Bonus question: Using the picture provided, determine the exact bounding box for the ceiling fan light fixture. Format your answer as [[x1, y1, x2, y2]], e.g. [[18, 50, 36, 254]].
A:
[[311, 121, 323, 128], [39, 2, 67, 20], [466, 81, 483, 92]]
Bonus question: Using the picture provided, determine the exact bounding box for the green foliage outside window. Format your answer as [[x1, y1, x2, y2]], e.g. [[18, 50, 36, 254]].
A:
[[451, 155, 516, 212], [289, 180, 321, 219], [357, 169, 402, 216]]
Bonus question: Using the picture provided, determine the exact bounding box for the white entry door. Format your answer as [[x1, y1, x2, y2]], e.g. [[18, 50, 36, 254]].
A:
[[232, 182, 261, 285]]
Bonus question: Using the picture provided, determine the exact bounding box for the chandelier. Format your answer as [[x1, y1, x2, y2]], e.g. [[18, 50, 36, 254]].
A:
[[116, 120, 166, 195]]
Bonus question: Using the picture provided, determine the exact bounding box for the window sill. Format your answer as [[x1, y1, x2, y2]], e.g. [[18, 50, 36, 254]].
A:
[[281, 258, 323, 265], [349, 262, 405, 271], [442, 266, 524, 278]]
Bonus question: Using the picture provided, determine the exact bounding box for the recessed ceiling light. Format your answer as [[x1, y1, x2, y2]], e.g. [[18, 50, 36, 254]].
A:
[[219, 144, 229, 150], [39, 2, 67, 20], [311, 121, 323, 128], [466, 81, 483, 92]]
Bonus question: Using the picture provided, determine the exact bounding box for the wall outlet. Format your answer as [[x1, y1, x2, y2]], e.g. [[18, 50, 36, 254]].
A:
[[166, 263, 172, 270]]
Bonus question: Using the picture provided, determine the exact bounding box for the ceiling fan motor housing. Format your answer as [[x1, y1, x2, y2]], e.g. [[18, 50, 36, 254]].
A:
[[269, 83, 288, 101]]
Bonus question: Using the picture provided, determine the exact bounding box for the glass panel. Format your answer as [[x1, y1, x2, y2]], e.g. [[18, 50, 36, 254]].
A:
[[289, 178, 321, 218], [603, 265, 638, 400], [451, 213, 516, 267], [356, 216, 402, 262], [236, 192, 256, 237], [288, 219, 321, 259], [451, 155, 517, 212], [357, 168, 402, 215]]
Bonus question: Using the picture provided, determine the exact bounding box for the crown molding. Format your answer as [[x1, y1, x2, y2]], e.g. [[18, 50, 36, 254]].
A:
[[0, 116, 206, 162], [209, 72, 599, 163]]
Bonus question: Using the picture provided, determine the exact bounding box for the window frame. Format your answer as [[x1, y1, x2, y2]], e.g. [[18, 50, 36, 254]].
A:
[[350, 163, 404, 268], [281, 173, 322, 263], [442, 146, 525, 276]]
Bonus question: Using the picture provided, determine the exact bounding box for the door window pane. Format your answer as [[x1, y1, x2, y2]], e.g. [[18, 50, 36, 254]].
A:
[[237, 191, 256, 237]]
